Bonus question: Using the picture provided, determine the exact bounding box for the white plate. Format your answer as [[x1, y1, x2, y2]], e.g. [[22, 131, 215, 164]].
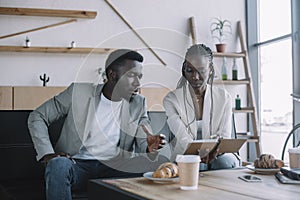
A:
[[245, 165, 280, 174], [143, 172, 179, 183]]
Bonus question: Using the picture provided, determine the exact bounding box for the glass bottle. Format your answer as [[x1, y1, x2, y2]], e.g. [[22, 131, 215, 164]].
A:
[[221, 57, 228, 80], [232, 58, 238, 80], [235, 94, 241, 110]]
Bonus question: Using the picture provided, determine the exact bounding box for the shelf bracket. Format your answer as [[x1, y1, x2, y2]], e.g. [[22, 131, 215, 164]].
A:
[[0, 19, 77, 40]]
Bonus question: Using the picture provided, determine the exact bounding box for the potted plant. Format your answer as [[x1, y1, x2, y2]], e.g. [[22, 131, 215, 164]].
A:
[[210, 18, 232, 52]]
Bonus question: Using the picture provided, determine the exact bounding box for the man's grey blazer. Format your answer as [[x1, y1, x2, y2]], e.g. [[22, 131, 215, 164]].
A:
[[28, 82, 150, 161]]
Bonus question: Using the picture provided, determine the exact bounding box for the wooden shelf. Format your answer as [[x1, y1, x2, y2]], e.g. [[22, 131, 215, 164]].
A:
[[213, 52, 246, 58], [0, 7, 97, 19], [245, 138, 259, 143], [233, 107, 254, 113], [214, 79, 250, 85], [0, 45, 114, 54], [237, 135, 259, 143]]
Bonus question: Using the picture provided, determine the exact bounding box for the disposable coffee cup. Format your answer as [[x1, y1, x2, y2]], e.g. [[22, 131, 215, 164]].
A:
[[288, 147, 300, 168], [176, 155, 200, 190]]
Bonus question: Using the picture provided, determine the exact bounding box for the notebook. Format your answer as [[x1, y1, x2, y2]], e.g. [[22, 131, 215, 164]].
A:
[[275, 172, 300, 184]]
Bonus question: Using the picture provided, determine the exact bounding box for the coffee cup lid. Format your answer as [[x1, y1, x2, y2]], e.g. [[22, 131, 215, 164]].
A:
[[176, 155, 200, 163], [288, 147, 300, 154]]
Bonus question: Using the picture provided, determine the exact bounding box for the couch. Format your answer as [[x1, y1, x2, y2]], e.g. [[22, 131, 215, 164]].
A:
[[0, 110, 173, 200]]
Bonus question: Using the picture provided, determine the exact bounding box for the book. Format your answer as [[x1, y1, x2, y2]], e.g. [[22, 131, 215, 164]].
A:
[[280, 167, 300, 180], [183, 138, 247, 158]]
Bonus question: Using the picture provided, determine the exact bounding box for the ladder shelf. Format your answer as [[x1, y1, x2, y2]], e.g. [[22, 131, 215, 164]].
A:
[[213, 21, 262, 158]]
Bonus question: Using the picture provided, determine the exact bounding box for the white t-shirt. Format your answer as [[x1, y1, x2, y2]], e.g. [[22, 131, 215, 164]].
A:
[[73, 93, 123, 160]]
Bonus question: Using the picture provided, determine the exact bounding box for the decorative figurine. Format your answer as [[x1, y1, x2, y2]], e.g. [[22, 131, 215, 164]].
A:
[[70, 41, 76, 48], [25, 36, 31, 48], [40, 73, 50, 86]]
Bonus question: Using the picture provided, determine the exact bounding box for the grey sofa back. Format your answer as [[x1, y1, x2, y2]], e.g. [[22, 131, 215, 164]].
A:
[[0, 110, 174, 199], [147, 111, 173, 142]]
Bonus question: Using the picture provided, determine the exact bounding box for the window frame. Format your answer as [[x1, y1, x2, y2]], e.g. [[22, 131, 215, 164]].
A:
[[246, 0, 300, 157]]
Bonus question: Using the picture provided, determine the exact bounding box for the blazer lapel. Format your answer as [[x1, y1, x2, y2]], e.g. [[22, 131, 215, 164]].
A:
[[184, 85, 198, 139], [81, 98, 93, 142], [82, 84, 103, 142], [202, 85, 212, 139], [119, 99, 140, 150], [120, 101, 129, 148]]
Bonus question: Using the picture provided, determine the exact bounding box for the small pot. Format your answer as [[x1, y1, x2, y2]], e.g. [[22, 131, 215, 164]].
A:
[[215, 43, 226, 53]]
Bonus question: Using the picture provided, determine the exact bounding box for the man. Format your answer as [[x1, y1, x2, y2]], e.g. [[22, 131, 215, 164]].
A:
[[28, 49, 167, 200]]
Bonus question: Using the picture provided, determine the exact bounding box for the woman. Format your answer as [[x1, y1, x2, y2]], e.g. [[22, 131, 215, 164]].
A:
[[163, 44, 240, 171]]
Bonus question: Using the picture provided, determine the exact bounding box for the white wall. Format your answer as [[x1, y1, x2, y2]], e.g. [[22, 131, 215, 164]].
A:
[[0, 0, 249, 159], [0, 0, 246, 88]]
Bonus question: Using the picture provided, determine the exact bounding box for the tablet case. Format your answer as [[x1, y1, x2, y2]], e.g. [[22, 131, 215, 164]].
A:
[[217, 139, 247, 154], [183, 138, 247, 157], [183, 139, 218, 157]]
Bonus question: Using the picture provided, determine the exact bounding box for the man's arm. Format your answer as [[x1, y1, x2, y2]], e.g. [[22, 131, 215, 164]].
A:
[[27, 83, 73, 161], [134, 96, 166, 154]]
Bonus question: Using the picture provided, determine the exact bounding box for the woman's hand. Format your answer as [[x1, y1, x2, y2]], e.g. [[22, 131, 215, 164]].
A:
[[201, 148, 219, 164]]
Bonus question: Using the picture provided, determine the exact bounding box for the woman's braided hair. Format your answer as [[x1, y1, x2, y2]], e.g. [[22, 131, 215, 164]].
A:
[[178, 44, 215, 136], [183, 43, 215, 85]]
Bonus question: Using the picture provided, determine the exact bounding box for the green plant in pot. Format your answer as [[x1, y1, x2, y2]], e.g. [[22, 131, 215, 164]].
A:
[[210, 18, 232, 52]]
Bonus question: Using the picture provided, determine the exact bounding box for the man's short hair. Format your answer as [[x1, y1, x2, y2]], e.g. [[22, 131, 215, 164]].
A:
[[105, 49, 144, 72]]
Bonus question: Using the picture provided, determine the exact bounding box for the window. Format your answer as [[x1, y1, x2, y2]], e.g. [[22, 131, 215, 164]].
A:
[[247, 0, 297, 162]]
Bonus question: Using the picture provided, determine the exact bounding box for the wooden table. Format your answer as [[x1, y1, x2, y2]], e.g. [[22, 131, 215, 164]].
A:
[[88, 167, 300, 200]]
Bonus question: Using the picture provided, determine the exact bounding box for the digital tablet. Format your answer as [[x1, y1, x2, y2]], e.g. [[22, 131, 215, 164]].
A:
[[183, 138, 247, 157], [217, 138, 247, 154], [183, 139, 218, 157]]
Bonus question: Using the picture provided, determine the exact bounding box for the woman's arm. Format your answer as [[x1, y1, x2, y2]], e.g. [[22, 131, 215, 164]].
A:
[[163, 92, 194, 155], [215, 91, 232, 139]]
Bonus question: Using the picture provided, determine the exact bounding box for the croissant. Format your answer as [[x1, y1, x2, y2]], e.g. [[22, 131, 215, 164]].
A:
[[152, 162, 179, 178], [254, 154, 284, 169]]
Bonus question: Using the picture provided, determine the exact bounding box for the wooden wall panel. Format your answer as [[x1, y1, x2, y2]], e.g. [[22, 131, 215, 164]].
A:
[[2, 86, 171, 111], [0, 86, 13, 110], [13, 86, 66, 110], [140, 88, 172, 111]]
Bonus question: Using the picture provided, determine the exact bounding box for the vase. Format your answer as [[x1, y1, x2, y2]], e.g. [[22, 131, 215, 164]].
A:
[[216, 43, 226, 53]]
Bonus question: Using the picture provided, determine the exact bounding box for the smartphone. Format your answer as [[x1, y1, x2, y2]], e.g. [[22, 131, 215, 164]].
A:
[[238, 175, 262, 182]]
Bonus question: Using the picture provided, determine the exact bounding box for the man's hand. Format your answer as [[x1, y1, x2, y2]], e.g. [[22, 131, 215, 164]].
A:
[[201, 148, 219, 164], [147, 134, 166, 152], [142, 125, 166, 153], [42, 152, 75, 164]]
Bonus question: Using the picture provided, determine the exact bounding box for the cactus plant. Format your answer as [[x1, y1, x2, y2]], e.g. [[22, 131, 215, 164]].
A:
[[40, 73, 50, 86]]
